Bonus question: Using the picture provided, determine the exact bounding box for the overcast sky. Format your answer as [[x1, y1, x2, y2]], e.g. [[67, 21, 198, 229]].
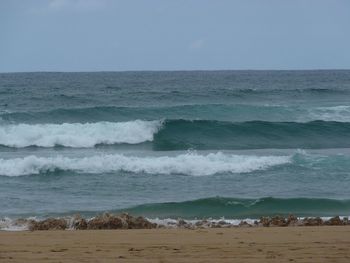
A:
[[1, 0, 350, 72]]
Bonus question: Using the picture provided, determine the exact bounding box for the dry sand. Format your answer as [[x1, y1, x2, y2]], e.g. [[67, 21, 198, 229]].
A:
[[1, 227, 350, 262]]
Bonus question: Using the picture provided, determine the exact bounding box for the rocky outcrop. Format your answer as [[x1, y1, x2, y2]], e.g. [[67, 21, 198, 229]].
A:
[[271, 216, 288, 227], [29, 218, 67, 231], [238, 221, 252, 227], [72, 214, 88, 230], [27, 213, 157, 231], [87, 213, 126, 230], [120, 213, 157, 229], [85, 213, 156, 230], [302, 217, 323, 226], [259, 217, 271, 227], [324, 216, 344, 226], [177, 219, 194, 229], [25, 214, 350, 231], [287, 214, 299, 226]]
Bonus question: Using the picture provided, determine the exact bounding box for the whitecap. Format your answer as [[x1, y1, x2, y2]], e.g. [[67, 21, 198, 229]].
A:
[[308, 105, 350, 122], [0, 152, 291, 177], [0, 120, 162, 148]]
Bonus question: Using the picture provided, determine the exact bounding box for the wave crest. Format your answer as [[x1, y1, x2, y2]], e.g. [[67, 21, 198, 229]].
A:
[[2, 119, 350, 149], [122, 196, 350, 218], [0, 120, 162, 148], [0, 152, 291, 177]]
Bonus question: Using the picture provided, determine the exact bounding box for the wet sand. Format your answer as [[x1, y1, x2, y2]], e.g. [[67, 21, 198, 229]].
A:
[[1, 227, 350, 262]]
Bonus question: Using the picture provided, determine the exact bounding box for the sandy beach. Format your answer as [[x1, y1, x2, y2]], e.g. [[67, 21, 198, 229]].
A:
[[1, 227, 350, 262]]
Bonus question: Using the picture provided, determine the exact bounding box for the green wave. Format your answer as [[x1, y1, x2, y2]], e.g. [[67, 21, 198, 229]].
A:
[[153, 120, 350, 150], [2, 104, 350, 123], [119, 197, 350, 219]]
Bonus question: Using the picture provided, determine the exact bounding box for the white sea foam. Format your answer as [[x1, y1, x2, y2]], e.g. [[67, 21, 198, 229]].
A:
[[308, 105, 350, 122], [0, 217, 31, 231], [0, 152, 291, 177], [148, 217, 257, 228], [0, 120, 162, 148]]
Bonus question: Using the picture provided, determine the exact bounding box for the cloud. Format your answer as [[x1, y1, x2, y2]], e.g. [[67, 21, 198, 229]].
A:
[[189, 39, 205, 50]]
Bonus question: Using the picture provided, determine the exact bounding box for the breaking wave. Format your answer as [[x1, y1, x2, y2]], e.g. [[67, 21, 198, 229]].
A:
[[0, 152, 291, 177], [2, 119, 350, 150], [152, 119, 350, 150], [0, 120, 162, 148]]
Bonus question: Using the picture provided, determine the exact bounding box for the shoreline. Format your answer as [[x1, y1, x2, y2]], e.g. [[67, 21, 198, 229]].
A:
[[1, 227, 350, 262], [1, 213, 350, 231]]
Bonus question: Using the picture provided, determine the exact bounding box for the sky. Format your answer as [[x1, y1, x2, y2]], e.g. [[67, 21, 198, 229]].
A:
[[1, 0, 350, 72]]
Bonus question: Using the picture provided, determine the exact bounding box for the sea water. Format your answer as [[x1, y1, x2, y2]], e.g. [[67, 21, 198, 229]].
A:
[[0, 71, 350, 224]]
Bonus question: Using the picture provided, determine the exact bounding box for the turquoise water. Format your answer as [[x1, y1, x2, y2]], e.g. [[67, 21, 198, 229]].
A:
[[0, 71, 350, 219]]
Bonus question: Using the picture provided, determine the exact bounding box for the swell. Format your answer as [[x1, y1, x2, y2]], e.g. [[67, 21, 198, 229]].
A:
[[1, 119, 350, 149], [118, 197, 350, 219], [2, 197, 348, 221], [153, 120, 350, 150], [2, 104, 350, 123]]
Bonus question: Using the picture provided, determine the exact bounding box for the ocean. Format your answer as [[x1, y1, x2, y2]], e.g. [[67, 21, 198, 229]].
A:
[[1, 70, 350, 225]]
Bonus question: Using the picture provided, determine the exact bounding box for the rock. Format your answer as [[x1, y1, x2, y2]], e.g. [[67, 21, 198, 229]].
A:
[[258, 215, 301, 227], [302, 217, 323, 226], [210, 223, 222, 228], [176, 219, 195, 229], [118, 213, 156, 229], [238, 221, 251, 227], [259, 217, 271, 227], [127, 216, 157, 229], [195, 220, 210, 228], [29, 218, 67, 231], [195, 221, 203, 227], [270, 216, 288, 227], [177, 219, 188, 227], [72, 214, 87, 230], [87, 213, 124, 230], [118, 213, 132, 229], [287, 214, 299, 226], [324, 216, 343, 226]]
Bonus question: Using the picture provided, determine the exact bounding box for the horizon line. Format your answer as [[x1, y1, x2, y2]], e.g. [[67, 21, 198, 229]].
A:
[[1, 68, 350, 74]]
